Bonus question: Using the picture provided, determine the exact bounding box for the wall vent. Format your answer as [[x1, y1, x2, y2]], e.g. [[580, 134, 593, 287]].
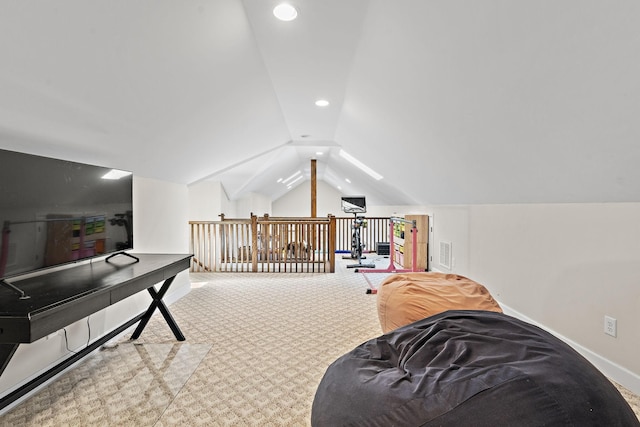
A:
[[439, 241, 451, 270]]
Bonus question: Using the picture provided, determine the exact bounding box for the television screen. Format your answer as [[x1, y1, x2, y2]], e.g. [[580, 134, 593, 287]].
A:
[[0, 148, 133, 282], [341, 196, 366, 214]]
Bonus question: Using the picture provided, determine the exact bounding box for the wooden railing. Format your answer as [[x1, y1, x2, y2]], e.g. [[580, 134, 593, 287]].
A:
[[190, 214, 336, 273], [335, 216, 390, 253]]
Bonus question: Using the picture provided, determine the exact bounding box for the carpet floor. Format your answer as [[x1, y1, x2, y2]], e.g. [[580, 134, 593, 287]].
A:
[[0, 256, 638, 426]]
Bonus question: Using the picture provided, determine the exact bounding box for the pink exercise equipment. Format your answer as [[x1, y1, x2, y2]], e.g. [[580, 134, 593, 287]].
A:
[[360, 217, 421, 294]]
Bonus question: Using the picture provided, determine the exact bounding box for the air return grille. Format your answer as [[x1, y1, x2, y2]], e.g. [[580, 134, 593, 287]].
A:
[[439, 241, 451, 269]]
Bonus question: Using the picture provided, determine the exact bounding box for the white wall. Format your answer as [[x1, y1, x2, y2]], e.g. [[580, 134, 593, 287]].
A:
[[188, 180, 233, 221], [189, 181, 272, 220], [365, 205, 431, 218], [134, 176, 190, 253], [273, 181, 345, 217], [220, 184, 237, 218], [427, 202, 640, 394], [0, 176, 192, 402], [429, 206, 471, 275], [273, 188, 432, 219], [189, 180, 270, 220], [236, 192, 271, 218]]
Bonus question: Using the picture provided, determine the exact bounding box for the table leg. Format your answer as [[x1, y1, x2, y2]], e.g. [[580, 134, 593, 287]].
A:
[[130, 276, 186, 341], [0, 344, 19, 377]]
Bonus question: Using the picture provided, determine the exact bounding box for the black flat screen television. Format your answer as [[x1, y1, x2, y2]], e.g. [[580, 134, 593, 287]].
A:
[[0, 148, 133, 294]]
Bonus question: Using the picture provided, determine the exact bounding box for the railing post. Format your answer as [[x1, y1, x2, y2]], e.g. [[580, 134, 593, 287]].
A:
[[189, 222, 195, 272], [251, 214, 258, 272], [328, 214, 336, 273]]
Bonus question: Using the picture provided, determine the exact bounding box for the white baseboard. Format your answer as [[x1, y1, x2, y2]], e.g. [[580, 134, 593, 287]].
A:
[[500, 302, 640, 396]]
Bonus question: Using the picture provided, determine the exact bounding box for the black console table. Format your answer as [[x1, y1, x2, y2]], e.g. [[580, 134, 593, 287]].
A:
[[0, 253, 192, 410]]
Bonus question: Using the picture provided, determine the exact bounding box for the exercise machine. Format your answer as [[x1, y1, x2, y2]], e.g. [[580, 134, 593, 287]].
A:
[[346, 215, 375, 269], [341, 196, 375, 269]]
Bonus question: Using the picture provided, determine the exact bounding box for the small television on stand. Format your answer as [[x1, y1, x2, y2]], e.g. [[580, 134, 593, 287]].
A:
[[341, 196, 367, 214], [0, 148, 135, 299]]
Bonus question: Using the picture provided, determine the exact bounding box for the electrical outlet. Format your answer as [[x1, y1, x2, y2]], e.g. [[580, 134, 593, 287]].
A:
[[604, 315, 617, 337]]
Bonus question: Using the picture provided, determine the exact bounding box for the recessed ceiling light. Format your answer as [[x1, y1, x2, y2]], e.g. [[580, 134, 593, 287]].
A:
[[316, 151, 323, 155], [273, 4, 298, 21], [315, 99, 329, 107], [345, 178, 351, 184]]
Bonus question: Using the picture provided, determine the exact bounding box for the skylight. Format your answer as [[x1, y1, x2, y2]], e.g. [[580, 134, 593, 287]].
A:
[[282, 170, 301, 184], [288, 175, 303, 187], [339, 149, 383, 180]]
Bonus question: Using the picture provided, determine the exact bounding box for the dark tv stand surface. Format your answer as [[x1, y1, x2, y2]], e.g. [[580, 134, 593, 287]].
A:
[[0, 253, 192, 410]]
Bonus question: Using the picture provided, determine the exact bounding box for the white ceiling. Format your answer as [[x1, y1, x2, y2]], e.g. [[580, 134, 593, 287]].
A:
[[1, 1, 639, 206]]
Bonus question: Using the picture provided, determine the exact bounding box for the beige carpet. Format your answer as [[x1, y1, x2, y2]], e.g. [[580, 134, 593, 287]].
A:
[[0, 257, 638, 426]]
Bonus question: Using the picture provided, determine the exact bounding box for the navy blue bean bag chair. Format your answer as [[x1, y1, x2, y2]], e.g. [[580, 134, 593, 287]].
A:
[[311, 310, 639, 426]]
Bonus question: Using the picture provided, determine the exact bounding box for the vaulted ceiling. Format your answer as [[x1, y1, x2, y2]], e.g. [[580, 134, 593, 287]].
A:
[[1, 1, 639, 206]]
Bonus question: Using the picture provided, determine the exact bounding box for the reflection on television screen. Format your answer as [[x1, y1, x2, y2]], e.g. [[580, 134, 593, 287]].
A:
[[0, 148, 133, 281]]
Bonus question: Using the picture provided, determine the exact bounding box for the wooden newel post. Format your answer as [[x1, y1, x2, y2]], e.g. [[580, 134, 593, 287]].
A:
[[328, 214, 336, 273], [310, 159, 318, 261], [311, 159, 317, 218], [251, 214, 258, 272]]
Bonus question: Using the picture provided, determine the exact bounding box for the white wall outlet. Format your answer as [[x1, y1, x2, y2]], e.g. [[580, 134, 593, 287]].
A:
[[604, 315, 617, 337]]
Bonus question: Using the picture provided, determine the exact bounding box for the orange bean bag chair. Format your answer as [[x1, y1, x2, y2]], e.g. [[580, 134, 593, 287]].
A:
[[377, 272, 502, 333]]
